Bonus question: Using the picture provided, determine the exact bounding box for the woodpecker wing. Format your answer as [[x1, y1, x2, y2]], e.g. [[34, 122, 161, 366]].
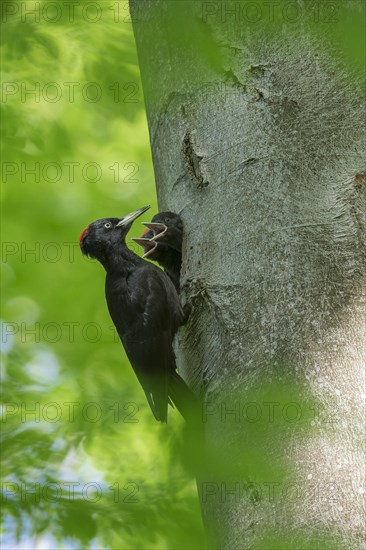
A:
[[122, 264, 178, 422]]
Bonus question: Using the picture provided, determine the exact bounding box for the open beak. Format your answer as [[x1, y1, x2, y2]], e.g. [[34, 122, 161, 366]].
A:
[[132, 237, 157, 258], [116, 205, 150, 227], [141, 221, 167, 240]]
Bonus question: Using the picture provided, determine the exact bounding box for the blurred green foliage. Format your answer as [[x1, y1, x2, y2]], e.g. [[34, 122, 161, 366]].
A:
[[1, 1, 364, 548], [1, 1, 205, 548]]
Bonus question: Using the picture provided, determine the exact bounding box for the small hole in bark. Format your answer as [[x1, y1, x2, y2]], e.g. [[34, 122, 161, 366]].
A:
[[354, 172, 366, 186], [182, 131, 208, 189]]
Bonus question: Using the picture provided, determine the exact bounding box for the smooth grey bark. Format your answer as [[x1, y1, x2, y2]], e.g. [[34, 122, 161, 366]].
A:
[[131, 2, 365, 548]]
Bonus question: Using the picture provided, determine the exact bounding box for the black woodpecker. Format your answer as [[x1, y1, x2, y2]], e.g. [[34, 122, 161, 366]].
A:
[[79, 206, 197, 423], [133, 211, 183, 292]]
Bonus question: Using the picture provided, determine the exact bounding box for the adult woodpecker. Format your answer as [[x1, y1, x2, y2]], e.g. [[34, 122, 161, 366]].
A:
[[133, 211, 183, 292], [79, 206, 197, 423]]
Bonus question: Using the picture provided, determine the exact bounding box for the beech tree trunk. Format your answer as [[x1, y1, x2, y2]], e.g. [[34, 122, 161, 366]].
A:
[[131, 2, 365, 548]]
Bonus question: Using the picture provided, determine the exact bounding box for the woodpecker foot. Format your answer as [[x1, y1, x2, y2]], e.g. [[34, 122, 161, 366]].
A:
[[182, 301, 192, 324], [185, 278, 207, 312]]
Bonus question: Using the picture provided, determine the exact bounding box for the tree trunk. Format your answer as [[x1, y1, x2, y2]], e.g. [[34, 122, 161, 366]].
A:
[[131, 2, 365, 548]]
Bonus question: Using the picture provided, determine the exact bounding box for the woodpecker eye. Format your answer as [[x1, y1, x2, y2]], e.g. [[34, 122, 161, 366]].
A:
[[104, 222, 112, 229]]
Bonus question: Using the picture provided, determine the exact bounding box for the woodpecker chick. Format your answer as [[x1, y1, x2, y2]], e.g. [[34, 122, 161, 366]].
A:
[[133, 211, 183, 292], [79, 206, 197, 423]]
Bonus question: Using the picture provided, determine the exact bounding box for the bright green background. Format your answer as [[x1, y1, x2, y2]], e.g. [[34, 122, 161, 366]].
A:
[[1, 1, 205, 548], [1, 0, 365, 548]]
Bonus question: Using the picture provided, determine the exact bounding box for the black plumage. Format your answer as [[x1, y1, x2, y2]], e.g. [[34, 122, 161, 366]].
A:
[[133, 211, 183, 292], [79, 206, 197, 423]]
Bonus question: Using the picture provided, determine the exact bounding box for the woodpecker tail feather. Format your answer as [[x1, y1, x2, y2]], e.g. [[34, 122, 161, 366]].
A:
[[144, 391, 167, 423], [168, 371, 201, 424]]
